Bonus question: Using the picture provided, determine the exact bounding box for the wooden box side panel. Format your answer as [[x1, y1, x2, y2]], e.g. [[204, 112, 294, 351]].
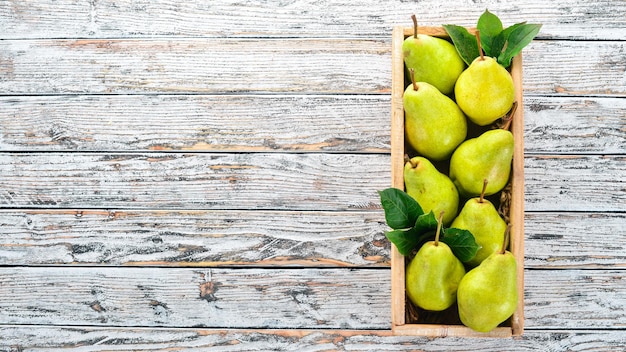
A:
[[393, 324, 512, 338], [390, 26, 525, 337], [509, 53, 526, 336], [390, 25, 407, 328]]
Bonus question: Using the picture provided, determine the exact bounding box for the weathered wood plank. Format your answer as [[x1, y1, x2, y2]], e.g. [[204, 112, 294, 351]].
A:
[[0, 39, 624, 96], [1, 327, 625, 351], [0, 267, 391, 329], [1, 211, 625, 269], [524, 269, 626, 329], [0, 95, 390, 153], [524, 155, 625, 212], [1, 95, 623, 155], [1, 153, 623, 212], [0, 210, 389, 267], [522, 41, 626, 97], [525, 212, 626, 269], [0, 152, 389, 211], [1, 267, 625, 329], [524, 97, 626, 155], [1, 0, 625, 40], [0, 38, 390, 95]]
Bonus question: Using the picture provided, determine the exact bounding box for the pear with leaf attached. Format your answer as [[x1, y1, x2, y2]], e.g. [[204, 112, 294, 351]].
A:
[[406, 211, 466, 311], [457, 224, 518, 332], [450, 179, 507, 267], [404, 156, 459, 225], [403, 14, 465, 95], [454, 31, 515, 126]]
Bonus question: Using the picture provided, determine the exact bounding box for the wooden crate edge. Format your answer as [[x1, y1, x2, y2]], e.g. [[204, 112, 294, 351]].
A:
[[393, 324, 513, 338], [509, 53, 526, 336], [390, 26, 407, 328]]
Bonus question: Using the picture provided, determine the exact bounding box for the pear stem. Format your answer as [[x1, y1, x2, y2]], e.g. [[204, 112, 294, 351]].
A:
[[411, 14, 418, 39], [479, 179, 488, 203], [434, 211, 444, 246], [404, 154, 418, 168], [409, 68, 418, 91], [501, 223, 512, 254], [501, 101, 517, 131], [476, 30, 484, 60]]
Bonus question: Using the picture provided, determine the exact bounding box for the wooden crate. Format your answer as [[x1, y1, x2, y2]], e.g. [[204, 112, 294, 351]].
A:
[[390, 26, 525, 337]]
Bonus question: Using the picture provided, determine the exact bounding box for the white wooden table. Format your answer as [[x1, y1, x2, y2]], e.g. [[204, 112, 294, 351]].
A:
[[1, 1, 625, 350]]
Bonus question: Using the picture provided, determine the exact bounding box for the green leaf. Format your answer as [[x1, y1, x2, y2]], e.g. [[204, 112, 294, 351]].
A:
[[491, 22, 526, 57], [477, 9, 503, 57], [385, 227, 431, 256], [378, 188, 423, 230], [497, 23, 542, 67], [385, 230, 417, 256], [441, 228, 481, 262], [443, 24, 480, 66], [414, 211, 438, 234]]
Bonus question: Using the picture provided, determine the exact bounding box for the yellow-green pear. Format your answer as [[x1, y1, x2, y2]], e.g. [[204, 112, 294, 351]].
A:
[[404, 156, 459, 225], [450, 179, 507, 267], [454, 47, 515, 126], [449, 129, 514, 198], [457, 225, 518, 332], [406, 212, 466, 311], [404, 72, 467, 161], [403, 15, 465, 95]]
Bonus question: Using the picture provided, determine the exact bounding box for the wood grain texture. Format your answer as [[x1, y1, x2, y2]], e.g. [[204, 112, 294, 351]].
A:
[[0, 267, 391, 329], [524, 269, 626, 329], [522, 41, 626, 97], [1, 0, 625, 40], [1, 0, 625, 346], [509, 53, 526, 336], [524, 212, 626, 269], [1, 153, 623, 212], [2, 95, 623, 154], [1, 267, 625, 330], [0, 38, 390, 95], [524, 97, 626, 154], [0, 152, 389, 211], [2, 211, 624, 269], [0, 95, 390, 152], [0, 210, 389, 267], [524, 155, 625, 212], [0, 39, 624, 96], [1, 327, 625, 351]]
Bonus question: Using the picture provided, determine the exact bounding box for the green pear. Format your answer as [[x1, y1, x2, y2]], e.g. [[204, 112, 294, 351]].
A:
[[404, 156, 459, 225], [403, 15, 466, 95], [406, 212, 466, 311], [451, 179, 507, 267], [404, 72, 467, 161], [454, 54, 515, 126], [457, 225, 518, 332], [449, 129, 514, 198]]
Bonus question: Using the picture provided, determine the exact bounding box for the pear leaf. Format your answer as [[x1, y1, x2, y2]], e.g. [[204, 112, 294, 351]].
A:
[[414, 210, 438, 233], [446, 10, 542, 69], [385, 227, 432, 256], [443, 24, 480, 66], [491, 21, 526, 58], [497, 23, 542, 67], [441, 228, 481, 263], [378, 188, 423, 230], [477, 9, 503, 57]]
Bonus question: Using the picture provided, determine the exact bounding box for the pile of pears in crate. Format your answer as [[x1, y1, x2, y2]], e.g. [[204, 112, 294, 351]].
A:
[[379, 10, 540, 333]]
